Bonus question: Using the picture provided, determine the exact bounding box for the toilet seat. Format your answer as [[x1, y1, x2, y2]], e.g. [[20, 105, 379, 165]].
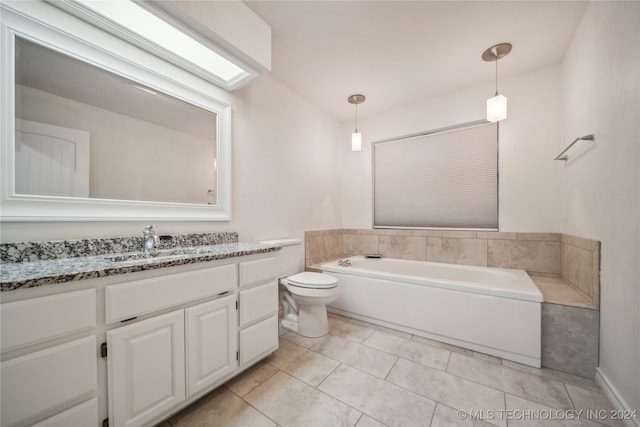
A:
[[287, 272, 338, 289]]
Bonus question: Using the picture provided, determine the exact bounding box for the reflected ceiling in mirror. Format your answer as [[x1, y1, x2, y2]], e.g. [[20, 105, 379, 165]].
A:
[[15, 37, 218, 205]]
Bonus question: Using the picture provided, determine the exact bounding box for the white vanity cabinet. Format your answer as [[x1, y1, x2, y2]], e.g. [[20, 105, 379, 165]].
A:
[[0, 289, 98, 427], [104, 255, 278, 427], [238, 258, 279, 367], [0, 253, 279, 427]]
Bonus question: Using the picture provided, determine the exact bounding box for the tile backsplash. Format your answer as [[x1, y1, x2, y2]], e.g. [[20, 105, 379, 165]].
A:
[[305, 228, 600, 308]]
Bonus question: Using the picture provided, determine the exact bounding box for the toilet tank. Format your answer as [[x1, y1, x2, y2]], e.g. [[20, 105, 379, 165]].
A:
[[259, 239, 301, 278]]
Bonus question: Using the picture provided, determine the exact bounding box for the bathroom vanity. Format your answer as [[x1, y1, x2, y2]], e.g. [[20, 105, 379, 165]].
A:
[[0, 2, 280, 425], [0, 236, 280, 427]]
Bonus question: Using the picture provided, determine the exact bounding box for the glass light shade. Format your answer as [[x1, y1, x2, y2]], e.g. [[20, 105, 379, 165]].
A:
[[352, 132, 362, 151], [73, 0, 247, 83], [486, 94, 507, 122]]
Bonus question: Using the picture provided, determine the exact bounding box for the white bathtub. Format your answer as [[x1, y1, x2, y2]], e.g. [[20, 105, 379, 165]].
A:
[[321, 256, 542, 367]]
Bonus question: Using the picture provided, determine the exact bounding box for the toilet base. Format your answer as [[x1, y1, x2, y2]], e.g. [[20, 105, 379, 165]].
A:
[[280, 306, 330, 338]]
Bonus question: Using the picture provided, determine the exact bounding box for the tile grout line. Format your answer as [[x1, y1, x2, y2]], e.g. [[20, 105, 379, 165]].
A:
[[383, 356, 400, 381], [444, 348, 453, 371], [224, 365, 283, 427], [443, 353, 578, 411], [427, 402, 438, 427], [564, 381, 577, 410], [240, 366, 359, 427], [503, 391, 509, 427], [308, 338, 398, 383], [227, 362, 281, 399], [380, 363, 504, 427], [314, 360, 343, 390], [305, 362, 381, 425], [238, 383, 282, 427]]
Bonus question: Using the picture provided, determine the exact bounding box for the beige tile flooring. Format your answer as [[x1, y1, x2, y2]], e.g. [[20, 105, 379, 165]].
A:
[[158, 314, 623, 427]]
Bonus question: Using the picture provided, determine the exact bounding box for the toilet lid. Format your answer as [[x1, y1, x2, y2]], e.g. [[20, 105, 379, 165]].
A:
[[287, 272, 338, 289]]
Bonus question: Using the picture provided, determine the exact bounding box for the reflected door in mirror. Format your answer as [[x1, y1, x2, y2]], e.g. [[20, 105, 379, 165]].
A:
[[15, 120, 90, 197]]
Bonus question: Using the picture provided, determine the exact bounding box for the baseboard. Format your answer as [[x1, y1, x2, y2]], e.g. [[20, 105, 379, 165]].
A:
[[595, 367, 639, 427]]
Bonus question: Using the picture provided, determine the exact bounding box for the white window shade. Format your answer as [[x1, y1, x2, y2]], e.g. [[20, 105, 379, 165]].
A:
[[373, 121, 498, 229]]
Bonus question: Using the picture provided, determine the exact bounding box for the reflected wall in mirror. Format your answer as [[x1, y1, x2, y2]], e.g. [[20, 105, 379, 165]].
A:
[[14, 37, 217, 205]]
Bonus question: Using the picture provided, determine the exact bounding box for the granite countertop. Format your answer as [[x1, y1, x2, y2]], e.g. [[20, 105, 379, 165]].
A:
[[0, 234, 280, 292]]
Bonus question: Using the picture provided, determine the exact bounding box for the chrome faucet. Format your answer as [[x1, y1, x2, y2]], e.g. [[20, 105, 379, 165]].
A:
[[143, 225, 158, 254]]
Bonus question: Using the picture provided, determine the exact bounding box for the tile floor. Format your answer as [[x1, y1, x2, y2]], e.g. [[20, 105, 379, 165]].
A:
[[157, 314, 624, 427]]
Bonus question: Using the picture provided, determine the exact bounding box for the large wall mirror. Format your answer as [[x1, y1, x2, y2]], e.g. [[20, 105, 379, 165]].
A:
[[1, 3, 231, 221]]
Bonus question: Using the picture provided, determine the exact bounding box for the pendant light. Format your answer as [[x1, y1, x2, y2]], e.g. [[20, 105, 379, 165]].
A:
[[348, 94, 366, 151], [482, 43, 511, 122]]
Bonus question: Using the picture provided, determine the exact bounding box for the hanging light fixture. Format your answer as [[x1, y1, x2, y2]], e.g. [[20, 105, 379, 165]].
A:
[[482, 43, 512, 122], [348, 94, 366, 151]]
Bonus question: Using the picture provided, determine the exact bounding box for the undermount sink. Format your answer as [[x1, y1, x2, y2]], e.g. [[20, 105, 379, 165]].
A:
[[105, 247, 210, 263]]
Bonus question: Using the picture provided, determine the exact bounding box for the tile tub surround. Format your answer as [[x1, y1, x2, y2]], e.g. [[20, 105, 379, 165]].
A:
[[158, 313, 622, 427], [0, 233, 283, 291], [542, 303, 599, 378], [561, 234, 601, 309], [306, 229, 563, 275], [305, 229, 600, 308], [305, 229, 602, 380], [305, 229, 343, 266]]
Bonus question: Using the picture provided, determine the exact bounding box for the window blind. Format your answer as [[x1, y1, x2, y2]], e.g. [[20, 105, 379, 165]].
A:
[[373, 122, 498, 229]]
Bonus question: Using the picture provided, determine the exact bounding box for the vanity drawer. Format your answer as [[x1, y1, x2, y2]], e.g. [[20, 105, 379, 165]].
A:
[[1, 289, 96, 352], [106, 264, 236, 324], [239, 315, 278, 367], [239, 257, 277, 288], [32, 397, 98, 427], [239, 281, 278, 328], [0, 336, 97, 427]]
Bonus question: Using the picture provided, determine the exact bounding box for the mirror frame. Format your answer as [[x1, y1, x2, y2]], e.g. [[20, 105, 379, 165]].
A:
[[0, 2, 232, 221]]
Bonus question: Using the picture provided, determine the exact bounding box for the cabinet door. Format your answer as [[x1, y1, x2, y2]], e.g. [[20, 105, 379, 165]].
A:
[[107, 310, 185, 427], [185, 295, 237, 397]]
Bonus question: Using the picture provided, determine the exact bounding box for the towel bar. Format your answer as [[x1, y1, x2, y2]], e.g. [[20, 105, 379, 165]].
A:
[[554, 134, 595, 161]]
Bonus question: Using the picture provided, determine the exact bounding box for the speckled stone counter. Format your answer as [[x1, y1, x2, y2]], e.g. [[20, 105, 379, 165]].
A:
[[0, 233, 280, 292]]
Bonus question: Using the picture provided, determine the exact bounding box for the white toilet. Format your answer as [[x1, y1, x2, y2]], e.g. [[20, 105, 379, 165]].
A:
[[260, 239, 339, 338]]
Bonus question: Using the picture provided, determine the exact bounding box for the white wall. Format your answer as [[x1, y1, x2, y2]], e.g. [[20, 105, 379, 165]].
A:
[[340, 65, 564, 232], [1, 74, 343, 243], [230, 75, 343, 242], [561, 1, 640, 415]]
